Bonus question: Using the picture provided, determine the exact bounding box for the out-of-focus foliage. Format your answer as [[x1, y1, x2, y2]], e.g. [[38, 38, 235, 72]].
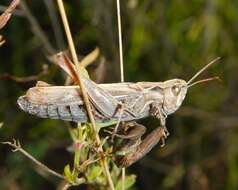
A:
[[0, 0, 238, 189]]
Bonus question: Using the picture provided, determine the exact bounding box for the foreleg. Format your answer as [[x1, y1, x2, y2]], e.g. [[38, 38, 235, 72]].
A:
[[150, 102, 169, 137]]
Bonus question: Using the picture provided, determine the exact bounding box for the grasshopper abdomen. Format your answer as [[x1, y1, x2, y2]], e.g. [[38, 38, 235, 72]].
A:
[[17, 96, 102, 122], [17, 84, 152, 123]]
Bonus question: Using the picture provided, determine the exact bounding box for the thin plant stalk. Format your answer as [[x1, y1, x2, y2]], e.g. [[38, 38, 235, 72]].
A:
[[122, 168, 125, 190], [56, 1, 115, 189], [117, 0, 124, 83], [116, 0, 125, 189]]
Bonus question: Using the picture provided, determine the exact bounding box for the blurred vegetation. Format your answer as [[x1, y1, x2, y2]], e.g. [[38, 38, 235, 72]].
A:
[[0, 0, 238, 189]]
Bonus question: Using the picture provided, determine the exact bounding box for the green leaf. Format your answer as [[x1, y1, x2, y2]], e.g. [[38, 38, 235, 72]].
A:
[[115, 174, 136, 190], [64, 164, 74, 183], [87, 165, 102, 182]]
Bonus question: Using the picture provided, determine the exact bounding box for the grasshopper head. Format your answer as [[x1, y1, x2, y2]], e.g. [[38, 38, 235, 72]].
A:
[[162, 57, 221, 115], [162, 79, 188, 115]]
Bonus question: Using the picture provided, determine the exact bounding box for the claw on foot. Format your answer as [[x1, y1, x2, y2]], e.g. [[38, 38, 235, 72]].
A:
[[160, 127, 169, 147], [160, 137, 166, 147], [164, 126, 170, 137]]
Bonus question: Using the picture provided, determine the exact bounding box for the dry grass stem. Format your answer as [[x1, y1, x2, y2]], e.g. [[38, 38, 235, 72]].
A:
[[116, 0, 126, 189], [116, 0, 124, 83], [56, 1, 115, 189]]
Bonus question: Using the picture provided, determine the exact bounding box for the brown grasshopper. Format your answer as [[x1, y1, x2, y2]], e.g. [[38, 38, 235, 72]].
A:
[[17, 53, 220, 167]]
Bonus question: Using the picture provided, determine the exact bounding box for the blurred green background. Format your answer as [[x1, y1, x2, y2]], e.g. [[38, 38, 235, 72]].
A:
[[0, 0, 238, 189]]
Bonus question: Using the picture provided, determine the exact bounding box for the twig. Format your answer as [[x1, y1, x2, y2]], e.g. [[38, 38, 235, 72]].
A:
[[56, 1, 115, 189], [1, 139, 64, 180], [0, 64, 48, 83], [0, 5, 24, 16], [60, 177, 85, 190], [20, 0, 55, 54], [61, 183, 71, 190], [0, 0, 20, 29]]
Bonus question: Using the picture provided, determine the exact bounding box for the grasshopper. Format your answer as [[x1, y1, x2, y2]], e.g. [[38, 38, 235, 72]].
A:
[[17, 53, 220, 167]]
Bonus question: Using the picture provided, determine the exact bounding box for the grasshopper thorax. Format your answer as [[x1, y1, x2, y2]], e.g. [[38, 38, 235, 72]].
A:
[[162, 79, 188, 115]]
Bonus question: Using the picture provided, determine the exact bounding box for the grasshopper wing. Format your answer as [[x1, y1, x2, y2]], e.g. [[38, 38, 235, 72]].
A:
[[80, 76, 120, 117], [51, 52, 120, 118]]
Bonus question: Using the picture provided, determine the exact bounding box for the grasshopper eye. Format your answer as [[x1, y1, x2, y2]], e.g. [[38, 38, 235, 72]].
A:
[[172, 85, 181, 96]]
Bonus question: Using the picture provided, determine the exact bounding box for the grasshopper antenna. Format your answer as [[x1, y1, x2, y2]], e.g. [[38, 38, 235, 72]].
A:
[[188, 76, 221, 88], [187, 57, 221, 85]]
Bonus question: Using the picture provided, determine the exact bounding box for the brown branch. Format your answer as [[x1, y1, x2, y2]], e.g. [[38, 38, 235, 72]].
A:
[[0, 5, 24, 16], [1, 139, 64, 180], [0, 0, 20, 29], [0, 64, 48, 83]]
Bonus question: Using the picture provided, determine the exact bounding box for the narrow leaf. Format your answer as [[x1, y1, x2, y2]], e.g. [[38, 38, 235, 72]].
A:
[[64, 164, 74, 183], [87, 165, 102, 181], [81, 47, 100, 68]]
